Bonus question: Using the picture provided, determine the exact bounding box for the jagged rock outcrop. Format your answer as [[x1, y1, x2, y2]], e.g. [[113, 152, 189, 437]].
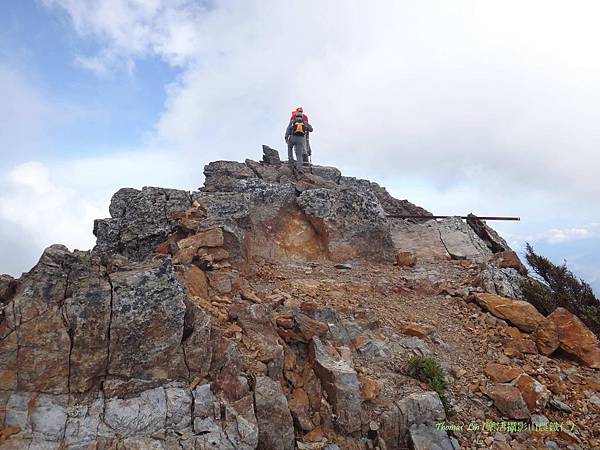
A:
[[472, 265, 525, 299], [7, 146, 586, 449], [93, 187, 193, 260], [466, 214, 510, 253], [0, 275, 17, 305], [309, 337, 362, 434]]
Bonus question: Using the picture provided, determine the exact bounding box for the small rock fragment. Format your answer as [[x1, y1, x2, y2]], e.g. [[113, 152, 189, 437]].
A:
[[548, 398, 572, 414], [483, 363, 522, 383], [484, 384, 530, 419]]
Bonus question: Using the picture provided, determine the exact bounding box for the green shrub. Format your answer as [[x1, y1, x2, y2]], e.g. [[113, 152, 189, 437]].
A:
[[519, 277, 556, 316], [406, 356, 447, 389], [522, 243, 600, 337], [406, 356, 453, 416]]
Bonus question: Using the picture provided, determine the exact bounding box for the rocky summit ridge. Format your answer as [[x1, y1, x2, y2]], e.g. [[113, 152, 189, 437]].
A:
[[0, 146, 599, 449]]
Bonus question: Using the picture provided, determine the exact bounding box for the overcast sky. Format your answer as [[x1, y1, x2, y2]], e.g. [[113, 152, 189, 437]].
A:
[[1, 0, 599, 292]]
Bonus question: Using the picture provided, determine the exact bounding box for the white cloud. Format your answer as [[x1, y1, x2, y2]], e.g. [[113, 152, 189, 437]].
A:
[[0, 150, 191, 276], [527, 227, 596, 245], [43, 0, 600, 201], [0, 162, 100, 259]]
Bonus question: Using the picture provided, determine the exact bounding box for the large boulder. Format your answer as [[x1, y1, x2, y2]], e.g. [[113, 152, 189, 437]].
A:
[[490, 250, 527, 275], [389, 219, 449, 259], [473, 266, 525, 299], [515, 374, 550, 412], [246, 158, 284, 183], [262, 145, 282, 165], [310, 165, 342, 184], [533, 316, 560, 355], [547, 307, 600, 368], [0, 245, 113, 395], [483, 363, 522, 383], [63, 252, 113, 394], [397, 391, 446, 430], [396, 392, 460, 450], [473, 293, 545, 332], [1, 246, 72, 394]]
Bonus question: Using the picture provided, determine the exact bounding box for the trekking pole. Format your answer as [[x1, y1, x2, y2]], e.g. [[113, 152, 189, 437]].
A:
[[307, 138, 313, 173]]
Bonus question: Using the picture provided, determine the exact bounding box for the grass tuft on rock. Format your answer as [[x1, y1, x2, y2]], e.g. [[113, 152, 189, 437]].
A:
[[406, 356, 454, 416]]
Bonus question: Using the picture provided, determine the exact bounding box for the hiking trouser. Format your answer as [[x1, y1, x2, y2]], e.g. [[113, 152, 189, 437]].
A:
[[287, 135, 305, 171]]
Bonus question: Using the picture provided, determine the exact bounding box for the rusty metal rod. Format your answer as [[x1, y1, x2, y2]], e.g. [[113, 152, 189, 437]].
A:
[[386, 215, 520, 221]]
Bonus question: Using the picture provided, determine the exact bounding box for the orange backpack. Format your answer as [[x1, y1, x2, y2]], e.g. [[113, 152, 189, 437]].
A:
[[293, 116, 305, 136]]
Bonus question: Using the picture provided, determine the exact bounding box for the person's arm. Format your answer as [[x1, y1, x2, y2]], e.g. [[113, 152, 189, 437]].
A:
[[305, 122, 313, 133], [285, 123, 292, 141]]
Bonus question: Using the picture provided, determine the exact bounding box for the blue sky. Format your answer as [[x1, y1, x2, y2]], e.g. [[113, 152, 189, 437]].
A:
[[0, 0, 599, 294], [0, 1, 174, 160]]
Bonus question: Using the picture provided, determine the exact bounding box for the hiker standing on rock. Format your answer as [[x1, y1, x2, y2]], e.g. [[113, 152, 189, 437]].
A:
[[285, 107, 313, 173], [289, 107, 311, 163]]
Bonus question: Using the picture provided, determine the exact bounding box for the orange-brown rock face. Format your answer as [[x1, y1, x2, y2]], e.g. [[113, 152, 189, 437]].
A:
[[533, 316, 560, 355], [180, 266, 209, 299], [252, 210, 327, 261], [514, 374, 550, 412], [548, 307, 600, 368]]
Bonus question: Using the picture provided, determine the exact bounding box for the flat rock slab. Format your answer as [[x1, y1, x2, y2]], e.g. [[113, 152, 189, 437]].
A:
[[438, 218, 491, 260], [474, 293, 545, 333], [390, 220, 448, 259]]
